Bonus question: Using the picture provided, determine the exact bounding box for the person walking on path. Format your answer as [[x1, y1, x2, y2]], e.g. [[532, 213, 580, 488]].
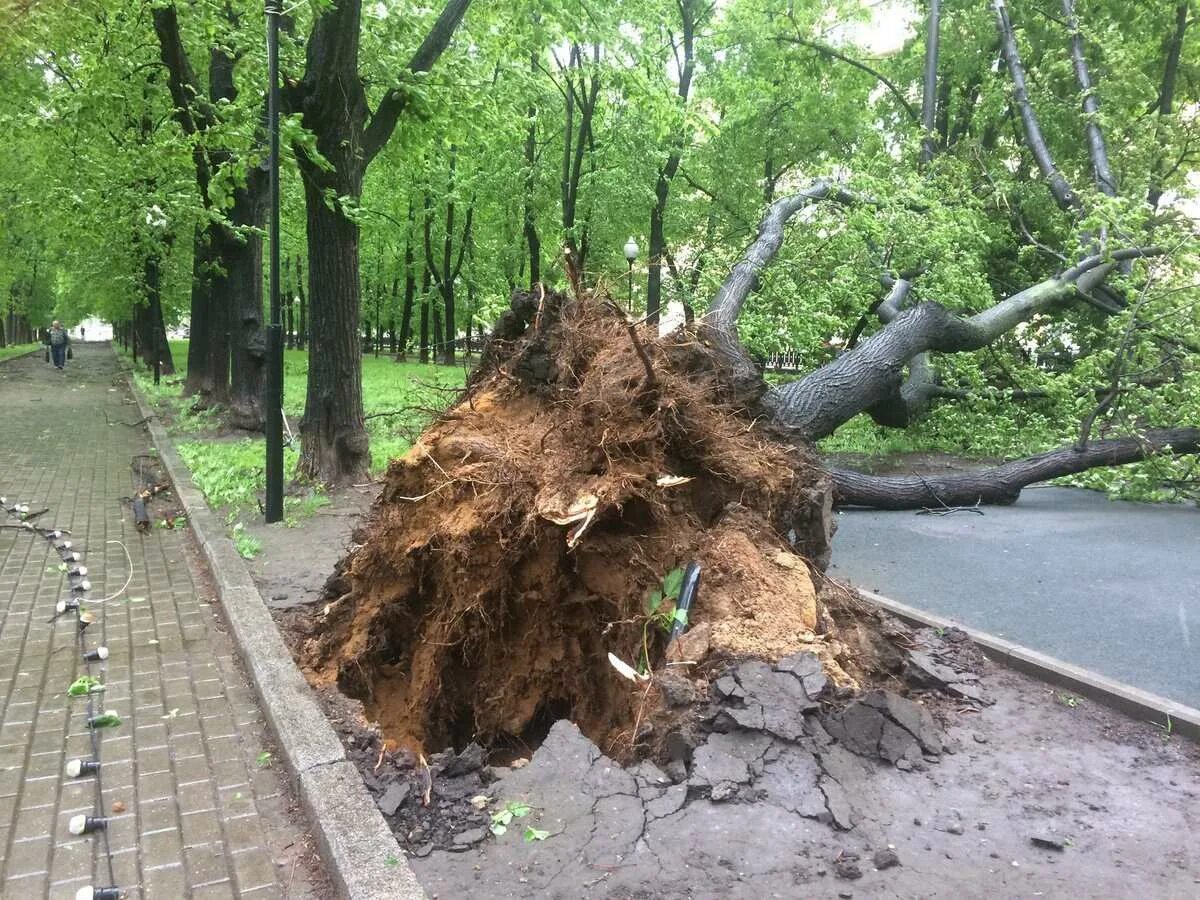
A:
[[45, 319, 70, 369]]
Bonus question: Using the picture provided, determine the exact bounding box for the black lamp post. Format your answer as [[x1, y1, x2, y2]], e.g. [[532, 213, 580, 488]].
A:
[[623, 237, 639, 312], [264, 0, 283, 523]]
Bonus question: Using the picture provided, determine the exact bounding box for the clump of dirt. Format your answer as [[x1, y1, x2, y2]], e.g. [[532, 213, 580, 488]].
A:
[[296, 289, 873, 761]]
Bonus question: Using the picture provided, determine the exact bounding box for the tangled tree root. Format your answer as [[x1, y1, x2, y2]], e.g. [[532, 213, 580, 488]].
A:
[[298, 290, 867, 760]]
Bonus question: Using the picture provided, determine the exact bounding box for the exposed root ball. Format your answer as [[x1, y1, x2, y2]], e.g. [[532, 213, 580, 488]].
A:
[[299, 291, 839, 759]]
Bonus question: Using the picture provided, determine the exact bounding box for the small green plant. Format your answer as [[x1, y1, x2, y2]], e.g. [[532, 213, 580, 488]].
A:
[[256, 751, 273, 767], [384, 854, 400, 867], [640, 567, 688, 674], [231, 522, 261, 559], [523, 826, 550, 842], [489, 800, 532, 837], [1153, 713, 1174, 741], [1056, 692, 1079, 709]]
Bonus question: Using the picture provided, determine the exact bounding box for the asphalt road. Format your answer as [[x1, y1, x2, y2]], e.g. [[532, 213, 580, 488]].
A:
[[829, 486, 1200, 709]]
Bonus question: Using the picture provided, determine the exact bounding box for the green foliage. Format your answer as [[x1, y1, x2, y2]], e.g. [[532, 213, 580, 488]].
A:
[[489, 800, 532, 837], [231, 522, 261, 560], [0, 343, 39, 363], [2, 0, 1197, 503], [640, 566, 688, 673]]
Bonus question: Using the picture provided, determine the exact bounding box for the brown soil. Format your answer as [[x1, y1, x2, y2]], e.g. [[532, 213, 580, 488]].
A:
[[293, 290, 850, 760]]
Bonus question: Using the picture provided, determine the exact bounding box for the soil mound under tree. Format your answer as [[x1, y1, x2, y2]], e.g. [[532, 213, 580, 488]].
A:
[[299, 288, 900, 761]]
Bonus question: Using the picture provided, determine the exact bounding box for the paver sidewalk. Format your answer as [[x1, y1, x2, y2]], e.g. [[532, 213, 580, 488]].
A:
[[0, 345, 323, 899]]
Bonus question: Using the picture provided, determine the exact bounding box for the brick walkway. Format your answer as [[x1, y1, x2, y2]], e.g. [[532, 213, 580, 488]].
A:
[[0, 345, 322, 899]]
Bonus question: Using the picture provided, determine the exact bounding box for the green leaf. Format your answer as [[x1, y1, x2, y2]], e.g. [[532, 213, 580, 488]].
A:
[[661, 567, 684, 601], [523, 826, 550, 842], [645, 589, 663, 614], [672, 607, 688, 628], [490, 822, 507, 837], [256, 751, 273, 767], [384, 854, 399, 866]]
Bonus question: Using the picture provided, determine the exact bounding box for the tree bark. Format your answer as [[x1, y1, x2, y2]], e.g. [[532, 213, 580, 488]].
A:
[[184, 225, 214, 397], [768, 248, 1158, 440], [646, 0, 698, 325], [920, 0, 941, 167], [296, 256, 306, 350], [225, 166, 269, 431], [1062, 0, 1117, 197], [1147, 3, 1189, 211], [289, 0, 470, 482], [993, 0, 1083, 215], [830, 428, 1200, 509], [142, 255, 175, 376], [523, 50, 541, 289], [398, 204, 416, 360]]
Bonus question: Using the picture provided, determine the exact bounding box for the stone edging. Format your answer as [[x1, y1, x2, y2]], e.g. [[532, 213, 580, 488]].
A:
[[856, 587, 1200, 742], [122, 357, 425, 900]]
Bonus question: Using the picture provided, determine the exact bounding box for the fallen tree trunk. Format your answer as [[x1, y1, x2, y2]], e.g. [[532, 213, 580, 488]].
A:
[[830, 427, 1200, 509]]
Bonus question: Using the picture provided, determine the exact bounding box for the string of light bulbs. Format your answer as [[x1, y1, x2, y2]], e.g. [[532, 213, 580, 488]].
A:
[[2, 494, 124, 900]]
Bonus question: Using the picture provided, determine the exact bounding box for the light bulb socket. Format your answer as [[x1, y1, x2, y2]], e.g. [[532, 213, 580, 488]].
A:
[[73, 579, 92, 592], [82, 646, 108, 662], [70, 566, 88, 576], [56, 540, 72, 550], [66, 758, 100, 778], [75, 885, 121, 900], [57, 599, 80, 615], [68, 814, 109, 835]]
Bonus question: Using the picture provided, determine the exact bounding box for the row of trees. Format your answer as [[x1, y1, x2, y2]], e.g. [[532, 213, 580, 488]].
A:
[[1, 0, 1197, 495]]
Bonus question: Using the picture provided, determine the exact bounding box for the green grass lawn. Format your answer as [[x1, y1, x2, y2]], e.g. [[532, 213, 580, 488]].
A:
[[0, 342, 40, 363], [122, 339, 466, 546]]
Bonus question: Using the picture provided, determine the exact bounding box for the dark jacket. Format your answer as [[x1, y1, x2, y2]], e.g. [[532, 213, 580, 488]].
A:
[[47, 327, 70, 347]]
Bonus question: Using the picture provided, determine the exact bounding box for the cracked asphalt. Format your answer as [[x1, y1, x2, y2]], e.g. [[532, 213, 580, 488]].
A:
[[829, 486, 1200, 708], [410, 652, 1200, 899]]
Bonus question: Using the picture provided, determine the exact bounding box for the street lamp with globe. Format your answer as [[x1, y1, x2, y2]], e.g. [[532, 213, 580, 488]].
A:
[[623, 237, 639, 311]]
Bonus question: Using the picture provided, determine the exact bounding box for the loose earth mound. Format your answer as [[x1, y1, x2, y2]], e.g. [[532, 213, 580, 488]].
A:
[[297, 288, 878, 759]]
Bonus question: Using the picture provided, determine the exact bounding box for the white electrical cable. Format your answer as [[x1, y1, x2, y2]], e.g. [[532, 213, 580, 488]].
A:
[[97, 540, 132, 603]]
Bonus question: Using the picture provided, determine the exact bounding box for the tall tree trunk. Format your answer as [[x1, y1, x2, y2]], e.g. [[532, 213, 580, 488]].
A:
[[296, 256, 307, 350], [433, 294, 444, 363], [288, 0, 470, 482], [645, 0, 698, 325], [419, 257, 431, 365], [185, 225, 214, 396], [285, 256, 295, 349], [297, 169, 370, 481], [142, 255, 176, 375], [524, 50, 541, 289], [398, 212, 416, 361], [226, 167, 269, 431]]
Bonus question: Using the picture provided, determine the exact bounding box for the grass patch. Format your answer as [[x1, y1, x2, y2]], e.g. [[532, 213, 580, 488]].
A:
[[0, 342, 40, 363]]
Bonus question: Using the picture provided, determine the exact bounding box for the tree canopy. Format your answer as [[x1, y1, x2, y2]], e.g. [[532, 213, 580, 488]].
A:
[[2, 0, 1197, 496]]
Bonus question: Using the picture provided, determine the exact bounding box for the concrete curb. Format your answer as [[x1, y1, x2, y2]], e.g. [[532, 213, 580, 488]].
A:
[[122, 357, 425, 900], [855, 587, 1200, 742]]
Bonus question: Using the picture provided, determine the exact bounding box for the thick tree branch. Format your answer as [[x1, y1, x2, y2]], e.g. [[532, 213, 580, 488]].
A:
[[703, 180, 860, 330], [362, 0, 471, 165], [1148, 3, 1190, 210], [993, 0, 1083, 214], [1062, 0, 1117, 197], [830, 427, 1200, 509], [920, 0, 941, 166], [767, 248, 1162, 440]]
